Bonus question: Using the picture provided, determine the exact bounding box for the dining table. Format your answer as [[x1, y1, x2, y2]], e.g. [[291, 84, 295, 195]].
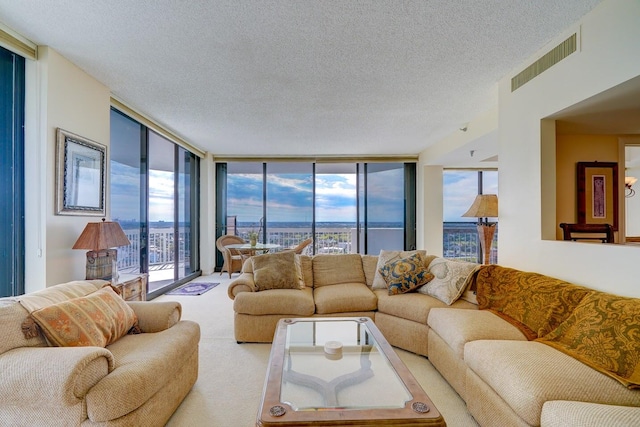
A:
[[225, 243, 281, 256]]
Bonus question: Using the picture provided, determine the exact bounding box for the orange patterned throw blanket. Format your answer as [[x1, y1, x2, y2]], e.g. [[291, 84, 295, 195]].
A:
[[476, 265, 640, 389]]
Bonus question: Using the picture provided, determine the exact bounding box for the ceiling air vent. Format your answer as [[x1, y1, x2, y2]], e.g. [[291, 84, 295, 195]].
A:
[[511, 33, 577, 92]]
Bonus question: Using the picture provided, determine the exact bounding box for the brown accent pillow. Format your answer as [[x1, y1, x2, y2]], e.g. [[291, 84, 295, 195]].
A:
[[252, 251, 304, 291], [537, 292, 640, 389], [29, 286, 139, 347]]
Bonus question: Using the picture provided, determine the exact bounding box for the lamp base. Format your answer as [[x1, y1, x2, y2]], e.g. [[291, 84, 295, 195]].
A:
[[477, 224, 496, 265], [85, 249, 118, 281]]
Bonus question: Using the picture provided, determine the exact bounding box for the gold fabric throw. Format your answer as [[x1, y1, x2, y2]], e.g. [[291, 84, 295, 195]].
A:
[[475, 265, 593, 340], [536, 292, 640, 389]]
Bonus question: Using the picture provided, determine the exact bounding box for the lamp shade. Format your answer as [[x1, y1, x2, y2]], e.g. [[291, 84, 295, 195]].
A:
[[462, 194, 498, 219], [73, 219, 131, 250]]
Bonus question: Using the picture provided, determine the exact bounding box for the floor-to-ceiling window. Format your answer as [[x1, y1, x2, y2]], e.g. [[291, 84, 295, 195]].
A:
[[217, 161, 414, 263], [110, 108, 200, 297], [443, 169, 498, 263], [267, 163, 313, 252], [0, 46, 25, 297]]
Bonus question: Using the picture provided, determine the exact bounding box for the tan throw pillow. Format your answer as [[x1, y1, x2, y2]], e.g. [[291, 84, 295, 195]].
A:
[[372, 250, 428, 289], [417, 258, 480, 305], [29, 286, 139, 347], [379, 252, 434, 295], [252, 251, 304, 291]]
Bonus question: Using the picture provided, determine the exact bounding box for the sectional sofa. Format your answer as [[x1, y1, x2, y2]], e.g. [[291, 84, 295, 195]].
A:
[[0, 279, 200, 426], [228, 251, 640, 426]]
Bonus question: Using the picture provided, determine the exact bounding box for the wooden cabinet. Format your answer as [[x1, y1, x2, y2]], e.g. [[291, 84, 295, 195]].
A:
[[114, 273, 148, 301]]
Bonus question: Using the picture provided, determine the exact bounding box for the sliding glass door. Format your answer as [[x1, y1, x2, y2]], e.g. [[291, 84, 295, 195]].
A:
[[110, 108, 200, 298]]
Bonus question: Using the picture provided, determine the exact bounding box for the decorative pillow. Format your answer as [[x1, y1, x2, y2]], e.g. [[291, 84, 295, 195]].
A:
[[536, 292, 640, 389], [379, 253, 434, 295], [28, 286, 139, 347], [417, 258, 480, 305], [252, 251, 304, 291], [372, 250, 428, 289]]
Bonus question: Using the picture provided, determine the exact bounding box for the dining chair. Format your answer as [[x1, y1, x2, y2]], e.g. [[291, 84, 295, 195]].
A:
[[559, 223, 614, 243]]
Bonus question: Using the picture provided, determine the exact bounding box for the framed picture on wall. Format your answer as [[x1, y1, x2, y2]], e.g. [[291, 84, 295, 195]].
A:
[[55, 128, 107, 216], [577, 161, 619, 230]]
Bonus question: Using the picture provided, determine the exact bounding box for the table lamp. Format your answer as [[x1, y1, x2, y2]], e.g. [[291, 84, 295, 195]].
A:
[[462, 194, 498, 264], [73, 219, 131, 281]]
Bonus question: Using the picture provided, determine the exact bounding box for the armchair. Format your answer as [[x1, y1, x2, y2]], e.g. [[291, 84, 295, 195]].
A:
[[216, 234, 248, 277]]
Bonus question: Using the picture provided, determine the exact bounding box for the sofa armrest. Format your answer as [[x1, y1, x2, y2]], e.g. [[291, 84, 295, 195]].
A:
[[0, 346, 113, 407], [228, 273, 257, 299], [127, 301, 182, 332], [541, 400, 640, 427]]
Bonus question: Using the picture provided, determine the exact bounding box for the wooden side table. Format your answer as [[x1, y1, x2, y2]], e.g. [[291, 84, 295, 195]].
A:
[[114, 273, 148, 301]]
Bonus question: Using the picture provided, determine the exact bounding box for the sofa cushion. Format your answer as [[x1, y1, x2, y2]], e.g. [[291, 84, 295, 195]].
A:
[[252, 251, 304, 291], [299, 255, 314, 288], [18, 280, 107, 311], [371, 250, 429, 289], [374, 289, 476, 324], [475, 265, 593, 339], [427, 308, 526, 358], [537, 292, 640, 389], [361, 254, 379, 288], [379, 252, 434, 295], [418, 258, 480, 304], [29, 286, 139, 347], [314, 283, 377, 314], [313, 254, 366, 287], [0, 299, 47, 355], [465, 340, 640, 426], [86, 320, 200, 422], [541, 401, 640, 427], [234, 287, 315, 316]]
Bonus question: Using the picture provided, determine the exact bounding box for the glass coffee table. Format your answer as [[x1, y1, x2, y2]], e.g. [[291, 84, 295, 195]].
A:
[[257, 317, 445, 426]]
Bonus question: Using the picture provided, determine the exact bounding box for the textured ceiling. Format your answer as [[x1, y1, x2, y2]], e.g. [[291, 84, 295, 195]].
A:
[[0, 0, 603, 157]]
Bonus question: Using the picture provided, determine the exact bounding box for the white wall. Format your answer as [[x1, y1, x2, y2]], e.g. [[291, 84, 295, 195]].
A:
[[25, 47, 111, 290], [200, 154, 217, 275], [498, 0, 640, 297]]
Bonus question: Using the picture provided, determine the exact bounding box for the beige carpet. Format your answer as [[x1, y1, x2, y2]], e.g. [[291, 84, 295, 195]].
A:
[[159, 274, 479, 427]]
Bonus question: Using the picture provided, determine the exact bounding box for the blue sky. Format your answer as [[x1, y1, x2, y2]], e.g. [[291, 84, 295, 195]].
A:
[[227, 168, 406, 223], [443, 170, 498, 221], [111, 161, 497, 223]]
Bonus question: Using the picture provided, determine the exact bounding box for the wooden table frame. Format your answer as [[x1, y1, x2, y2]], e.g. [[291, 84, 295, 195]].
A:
[[256, 317, 445, 426]]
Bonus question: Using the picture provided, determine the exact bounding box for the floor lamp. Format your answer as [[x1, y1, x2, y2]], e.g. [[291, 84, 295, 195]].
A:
[[462, 194, 498, 265]]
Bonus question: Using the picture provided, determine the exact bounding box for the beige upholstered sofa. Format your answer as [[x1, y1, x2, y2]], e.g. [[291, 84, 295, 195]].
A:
[[428, 264, 640, 427], [229, 253, 640, 426], [0, 279, 200, 426]]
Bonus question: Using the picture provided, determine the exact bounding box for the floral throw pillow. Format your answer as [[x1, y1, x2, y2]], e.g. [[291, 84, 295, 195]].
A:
[[379, 253, 434, 295], [372, 250, 428, 289], [417, 257, 480, 305]]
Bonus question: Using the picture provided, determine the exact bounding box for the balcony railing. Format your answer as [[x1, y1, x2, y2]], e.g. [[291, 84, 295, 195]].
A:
[[118, 222, 498, 273]]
